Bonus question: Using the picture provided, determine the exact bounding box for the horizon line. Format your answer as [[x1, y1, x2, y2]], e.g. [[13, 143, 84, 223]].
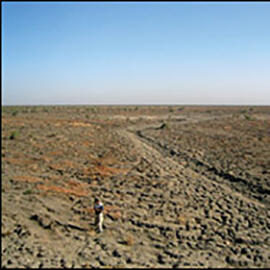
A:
[[2, 104, 270, 107]]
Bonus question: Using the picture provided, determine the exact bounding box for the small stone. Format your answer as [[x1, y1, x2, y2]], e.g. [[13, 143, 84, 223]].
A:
[[37, 252, 43, 258], [60, 258, 66, 267], [112, 249, 121, 258], [126, 257, 132, 264], [157, 254, 165, 264]]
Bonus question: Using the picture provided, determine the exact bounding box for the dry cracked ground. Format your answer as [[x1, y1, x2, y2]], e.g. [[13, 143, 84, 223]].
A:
[[2, 105, 270, 268]]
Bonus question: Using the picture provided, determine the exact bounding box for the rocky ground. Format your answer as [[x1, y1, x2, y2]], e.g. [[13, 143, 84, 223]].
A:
[[2, 105, 270, 268]]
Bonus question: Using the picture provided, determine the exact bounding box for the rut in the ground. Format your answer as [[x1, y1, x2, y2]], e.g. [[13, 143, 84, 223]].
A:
[[130, 121, 270, 209], [115, 128, 270, 267]]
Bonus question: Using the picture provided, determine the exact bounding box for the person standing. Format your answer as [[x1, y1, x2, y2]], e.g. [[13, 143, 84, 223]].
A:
[[94, 198, 104, 232]]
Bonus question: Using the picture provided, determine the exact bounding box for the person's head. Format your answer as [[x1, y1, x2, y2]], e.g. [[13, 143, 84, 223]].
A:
[[94, 198, 100, 203]]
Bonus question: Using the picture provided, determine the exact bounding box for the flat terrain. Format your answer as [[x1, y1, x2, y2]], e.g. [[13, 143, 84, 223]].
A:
[[2, 105, 270, 268]]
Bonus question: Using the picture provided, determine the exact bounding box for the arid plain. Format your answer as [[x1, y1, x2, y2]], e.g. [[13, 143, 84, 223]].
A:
[[2, 105, 270, 268]]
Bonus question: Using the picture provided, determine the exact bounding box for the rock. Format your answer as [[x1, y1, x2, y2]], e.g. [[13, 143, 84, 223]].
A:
[[60, 258, 66, 267], [37, 251, 44, 258], [112, 249, 121, 258], [239, 260, 248, 267], [30, 214, 53, 230], [126, 257, 133, 264], [234, 237, 246, 244], [157, 254, 166, 264]]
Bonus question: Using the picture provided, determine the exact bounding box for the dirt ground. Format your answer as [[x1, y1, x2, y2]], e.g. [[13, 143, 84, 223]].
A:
[[2, 105, 270, 268]]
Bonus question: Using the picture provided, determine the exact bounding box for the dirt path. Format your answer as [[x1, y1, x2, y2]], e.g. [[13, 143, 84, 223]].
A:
[[132, 125, 270, 208]]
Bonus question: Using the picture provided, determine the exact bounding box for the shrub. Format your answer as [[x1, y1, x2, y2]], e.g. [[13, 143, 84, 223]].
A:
[[23, 189, 32, 195], [31, 108, 37, 113], [244, 114, 252, 121], [91, 107, 97, 113], [9, 130, 19, 140], [12, 110, 19, 116], [160, 122, 170, 130]]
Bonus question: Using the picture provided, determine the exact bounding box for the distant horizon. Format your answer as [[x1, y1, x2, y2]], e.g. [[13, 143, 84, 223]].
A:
[[2, 103, 270, 107], [2, 2, 270, 105]]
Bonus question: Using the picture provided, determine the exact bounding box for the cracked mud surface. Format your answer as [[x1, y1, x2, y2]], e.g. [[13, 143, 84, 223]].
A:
[[2, 105, 270, 268]]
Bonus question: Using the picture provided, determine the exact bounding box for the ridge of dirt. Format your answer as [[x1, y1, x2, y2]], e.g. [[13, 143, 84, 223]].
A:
[[135, 128, 270, 207]]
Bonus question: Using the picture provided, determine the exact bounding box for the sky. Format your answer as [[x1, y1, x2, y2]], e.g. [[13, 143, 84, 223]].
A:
[[2, 2, 270, 105]]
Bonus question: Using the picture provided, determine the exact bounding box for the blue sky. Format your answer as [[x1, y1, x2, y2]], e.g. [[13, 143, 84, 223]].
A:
[[2, 2, 270, 105]]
